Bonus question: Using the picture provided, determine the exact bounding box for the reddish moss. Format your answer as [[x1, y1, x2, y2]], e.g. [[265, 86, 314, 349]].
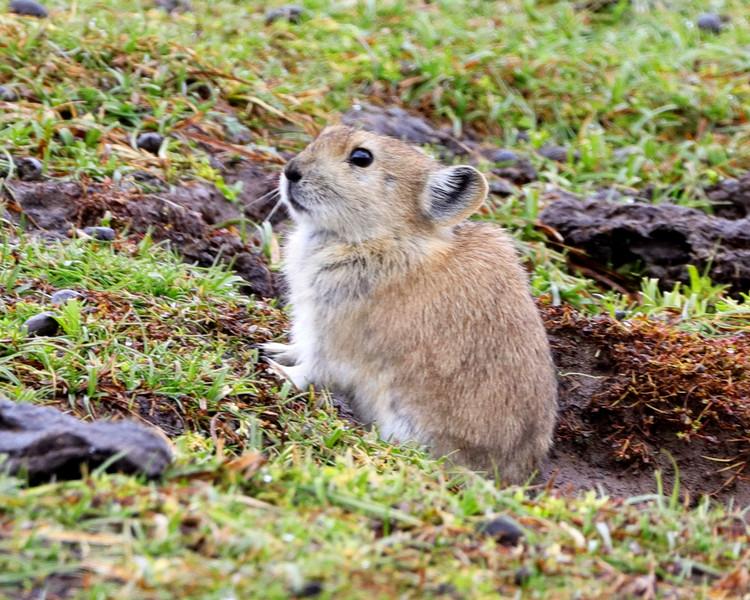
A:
[[542, 302, 750, 491]]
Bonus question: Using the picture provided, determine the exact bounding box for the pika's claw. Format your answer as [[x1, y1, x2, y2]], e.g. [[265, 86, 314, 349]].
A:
[[260, 341, 299, 366], [264, 358, 311, 390]]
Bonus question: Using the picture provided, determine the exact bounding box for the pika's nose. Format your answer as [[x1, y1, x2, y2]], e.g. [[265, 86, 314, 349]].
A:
[[284, 160, 302, 183]]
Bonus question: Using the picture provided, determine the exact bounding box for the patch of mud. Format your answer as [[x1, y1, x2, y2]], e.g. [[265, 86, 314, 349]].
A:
[[542, 303, 750, 506], [539, 189, 750, 294], [2, 158, 282, 298]]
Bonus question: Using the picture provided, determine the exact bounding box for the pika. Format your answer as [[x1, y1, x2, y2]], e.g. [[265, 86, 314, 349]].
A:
[[265, 125, 558, 482]]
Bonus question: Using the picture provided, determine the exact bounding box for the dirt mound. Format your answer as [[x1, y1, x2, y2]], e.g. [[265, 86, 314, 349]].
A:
[[539, 189, 750, 294], [543, 302, 750, 505], [2, 160, 282, 298]]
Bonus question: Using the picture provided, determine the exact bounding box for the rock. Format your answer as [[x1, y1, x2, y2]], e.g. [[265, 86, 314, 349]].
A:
[[265, 4, 304, 24], [0, 397, 172, 484], [295, 581, 324, 597], [433, 583, 458, 596], [82, 226, 116, 241], [16, 157, 43, 181], [483, 148, 520, 164], [492, 159, 538, 185], [484, 147, 538, 185], [489, 178, 515, 197], [538, 144, 579, 163], [514, 566, 531, 586], [697, 13, 726, 34], [539, 189, 750, 293], [154, 0, 192, 12], [23, 312, 59, 337], [575, 0, 625, 10], [185, 78, 212, 100], [136, 132, 164, 155], [9, 0, 48, 17], [0, 85, 18, 102], [706, 174, 750, 219], [50, 289, 82, 305], [516, 130, 531, 143], [476, 515, 524, 546]]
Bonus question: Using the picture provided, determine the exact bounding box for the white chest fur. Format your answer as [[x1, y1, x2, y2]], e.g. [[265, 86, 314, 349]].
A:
[[283, 223, 322, 373]]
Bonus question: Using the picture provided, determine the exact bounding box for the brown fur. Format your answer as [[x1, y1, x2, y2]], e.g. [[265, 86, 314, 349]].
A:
[[269, 125, 558, 483]]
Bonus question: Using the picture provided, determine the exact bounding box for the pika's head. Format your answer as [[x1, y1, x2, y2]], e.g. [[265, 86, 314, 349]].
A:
[[280, 126, 488, 241]]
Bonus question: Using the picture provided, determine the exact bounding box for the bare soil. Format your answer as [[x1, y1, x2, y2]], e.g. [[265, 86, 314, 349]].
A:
[[539, 188, 750, 294], [542, 304, 750, 506], [2, 158, 283, 298]]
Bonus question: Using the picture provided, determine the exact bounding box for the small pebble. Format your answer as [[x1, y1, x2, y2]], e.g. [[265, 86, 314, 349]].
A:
[[9, 0, 48, 17], [154, 0, 192, 12], [136, 132, 164, 155], [484, 148, 520, 164], [697, 13, 725, 34], [614, 309, 627, 321], [434, 583, 458, 596], [83, 226, 116, 241], [185, 78, 212, 100], [50, 289, 82, 305], [0, 86, 18, 102], [493, 159, 538, 185], [538, 144, 579, 163], [265, 4, 304, 25], [24, 312, 59, 337], [16, 157, 43, 181], [489, 179, 515, 197], [516, 130, 531, 143], [476, 515, 524, 546], [295, 581, 323, 597], [514, 566, 531, 586]]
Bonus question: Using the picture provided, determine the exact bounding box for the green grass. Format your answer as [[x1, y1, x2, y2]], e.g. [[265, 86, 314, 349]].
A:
[[1, 229, 748, 598], [1, 0, 749, 198], [2, 0, 750, 597]]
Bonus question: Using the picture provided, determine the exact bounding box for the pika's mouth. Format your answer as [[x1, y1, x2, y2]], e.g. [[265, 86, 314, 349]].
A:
[[286, 187, 307, 212], [282, 177, 307, 213]]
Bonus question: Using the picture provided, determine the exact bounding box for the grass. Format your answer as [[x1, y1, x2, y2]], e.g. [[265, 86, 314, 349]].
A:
[[1, 0, 749, 198], [1, 0, 750, 597], [1, 230, 749, 598]]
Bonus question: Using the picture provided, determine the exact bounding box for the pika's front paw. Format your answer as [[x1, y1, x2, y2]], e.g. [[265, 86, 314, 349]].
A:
[[260, 341, 299, 366], [264, 358, 311, 390]]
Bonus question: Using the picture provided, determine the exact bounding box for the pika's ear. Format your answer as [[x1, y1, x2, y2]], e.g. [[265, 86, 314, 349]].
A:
[[423, 165, 488, 226]]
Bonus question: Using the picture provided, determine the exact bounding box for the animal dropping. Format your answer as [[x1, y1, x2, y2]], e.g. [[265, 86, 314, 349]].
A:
[[267, 125, 558, 483]]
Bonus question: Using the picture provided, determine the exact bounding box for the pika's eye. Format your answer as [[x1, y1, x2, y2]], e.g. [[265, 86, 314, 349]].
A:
[[348, 148, 374, 168]]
